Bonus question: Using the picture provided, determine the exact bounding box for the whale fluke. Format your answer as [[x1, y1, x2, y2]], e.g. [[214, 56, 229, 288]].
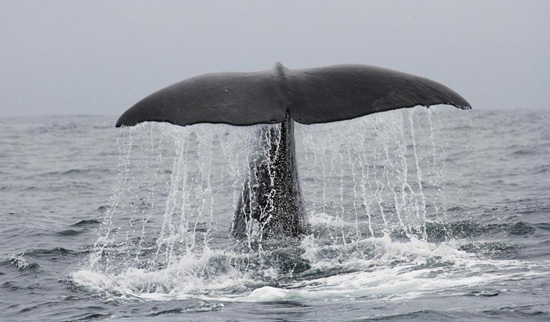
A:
[[116, 63, 471, 239], [116, 63, 470, 128]]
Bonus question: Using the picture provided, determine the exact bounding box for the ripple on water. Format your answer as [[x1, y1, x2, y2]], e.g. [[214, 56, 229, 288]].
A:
[[25, 247, 74, 257], [71, 219, 101, 227], [56, 229, 84, 236]]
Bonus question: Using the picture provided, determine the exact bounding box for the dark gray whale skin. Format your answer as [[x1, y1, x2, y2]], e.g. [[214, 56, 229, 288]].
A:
[[116, 63, 471, 238], [230, 112, 307, 238], [116, 63, 470, 128]]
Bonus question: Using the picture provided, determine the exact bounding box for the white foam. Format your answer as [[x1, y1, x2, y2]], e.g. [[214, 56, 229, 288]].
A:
[[73, 235, 549, 303], [239, 236, 548, 303], [8, 254, 33, 270]]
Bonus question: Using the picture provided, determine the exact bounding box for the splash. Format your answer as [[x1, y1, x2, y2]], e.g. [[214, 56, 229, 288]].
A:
[[73, 107, 540, 302]]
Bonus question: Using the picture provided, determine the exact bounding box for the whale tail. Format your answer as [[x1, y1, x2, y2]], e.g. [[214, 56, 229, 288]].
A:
[[116, 63, 470, 128], [116, 63, 471, 238]]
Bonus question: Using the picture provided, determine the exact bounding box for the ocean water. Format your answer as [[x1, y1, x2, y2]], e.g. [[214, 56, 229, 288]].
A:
[[1, 108, 549, 322]]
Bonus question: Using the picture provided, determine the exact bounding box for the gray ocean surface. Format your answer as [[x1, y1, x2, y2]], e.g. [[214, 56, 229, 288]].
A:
[[1, 108, 549, 322]]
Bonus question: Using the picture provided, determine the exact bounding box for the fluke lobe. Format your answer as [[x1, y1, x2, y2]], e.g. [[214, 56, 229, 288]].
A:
[[116, 63, 471, 238]]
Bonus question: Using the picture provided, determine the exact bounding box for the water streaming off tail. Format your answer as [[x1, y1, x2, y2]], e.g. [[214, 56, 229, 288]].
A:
[[74, 107, 540, 302], [88, 123, 263, 272], [299, 108, 452, 242]]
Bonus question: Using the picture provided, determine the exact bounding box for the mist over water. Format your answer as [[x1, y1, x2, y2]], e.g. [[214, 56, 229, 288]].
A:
[[1, 108, 549, 321]]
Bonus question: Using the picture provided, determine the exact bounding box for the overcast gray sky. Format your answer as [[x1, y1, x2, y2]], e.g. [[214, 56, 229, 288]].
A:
[[1, 0, 548, 118]]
